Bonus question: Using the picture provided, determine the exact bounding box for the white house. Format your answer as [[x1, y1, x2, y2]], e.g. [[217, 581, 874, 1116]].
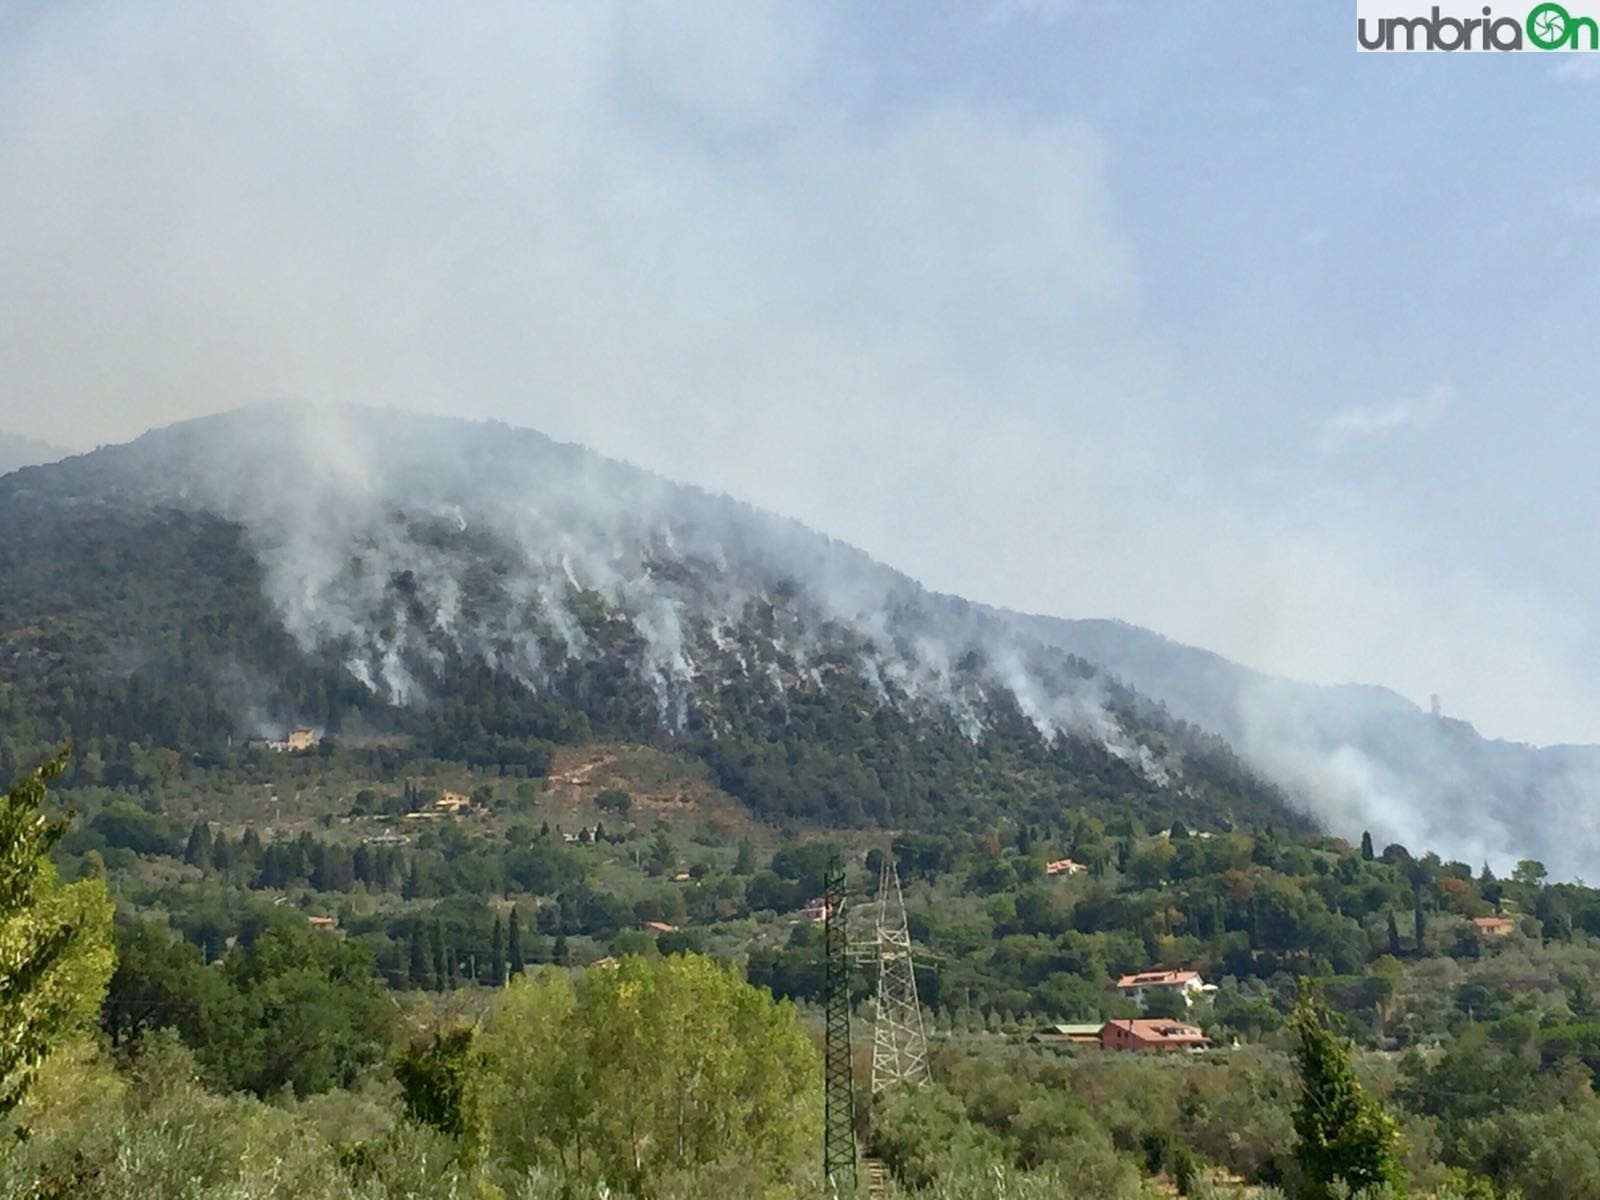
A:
[[1115, 969, 1215, 1008]]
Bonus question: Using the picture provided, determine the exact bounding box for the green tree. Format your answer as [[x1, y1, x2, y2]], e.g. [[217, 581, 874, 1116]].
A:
[[490, 914, 506, 987], [396, 1025, 483, 1139], [215, 923, 392, 1096], [1289, 980, 1407, 1198], [507, 908, 524, 975], [182, 821, 212, 870], [409, 924, 434, 991], [474, 954, 819, 1191], [432, 919, 447, 991], [1361, 831, 1375, 862], [0, 750, 115, 1120], [1512, 860, 1547, 888], [733, 839, 757, 876], [100, 918, 233, 1056]]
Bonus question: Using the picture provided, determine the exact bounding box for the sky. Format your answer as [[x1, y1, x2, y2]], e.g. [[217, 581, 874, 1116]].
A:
[[1, 1, 1597, 747]]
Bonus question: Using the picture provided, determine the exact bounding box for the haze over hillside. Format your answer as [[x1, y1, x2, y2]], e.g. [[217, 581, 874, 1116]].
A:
[[4, 402, 1594, 874], [0, 402, 1289, 835], [0, 431, 70, 476], [1007, 614, 1600, 878]]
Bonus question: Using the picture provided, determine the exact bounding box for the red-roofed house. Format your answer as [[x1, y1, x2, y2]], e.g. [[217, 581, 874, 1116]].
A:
[[1045, 857, 1086, 876], [1116, 969, 1213, 1008], [1101, 1019, 1210, 1053], [1473, 916, 1516, 937], [640, 921, 678, 934]]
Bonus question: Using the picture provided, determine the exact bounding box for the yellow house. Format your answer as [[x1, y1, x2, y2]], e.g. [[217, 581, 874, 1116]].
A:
[[433, 790, 474, 815]]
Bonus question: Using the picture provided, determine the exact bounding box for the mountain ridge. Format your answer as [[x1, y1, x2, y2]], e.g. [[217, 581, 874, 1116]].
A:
[[0, 402, 1293, 837], [1003, 609, 1600, 877]]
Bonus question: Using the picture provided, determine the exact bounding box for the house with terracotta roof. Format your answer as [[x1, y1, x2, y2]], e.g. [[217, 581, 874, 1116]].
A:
[[1116, 969, 1214, 1008], [1045, 857, 1086, 876], [640, 920, 678, 934], [1100, 1019, 1210, 1053], [1473, 915, 1516, 937]]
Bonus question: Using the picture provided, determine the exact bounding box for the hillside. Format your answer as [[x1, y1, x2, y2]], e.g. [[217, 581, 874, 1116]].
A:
[[0, 402, 1293, 836], [1007, 613, 1600, 878]]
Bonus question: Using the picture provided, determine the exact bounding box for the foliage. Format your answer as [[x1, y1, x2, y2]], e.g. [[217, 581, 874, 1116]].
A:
[[1290, 981, 1407, 1198], [0, 750, 114, 1122], [472, 954, 819, 1193], [394, 1025, 482, 1140]]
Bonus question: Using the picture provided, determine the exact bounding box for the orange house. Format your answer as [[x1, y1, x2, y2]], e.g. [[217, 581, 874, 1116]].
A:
[[1100, 1019, 1210, 1053]]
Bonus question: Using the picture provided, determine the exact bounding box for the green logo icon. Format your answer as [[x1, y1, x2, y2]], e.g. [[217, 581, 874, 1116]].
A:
[[1527, 2, 1599, 48]]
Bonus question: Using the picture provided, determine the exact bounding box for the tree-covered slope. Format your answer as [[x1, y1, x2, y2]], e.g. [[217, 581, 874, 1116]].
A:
[[0, 403, 1298, 835], [1006, 612, 1600, 880]]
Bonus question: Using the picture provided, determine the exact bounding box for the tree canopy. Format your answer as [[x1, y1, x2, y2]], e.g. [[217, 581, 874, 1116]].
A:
[[472, 954, 819, 1192], [0, 750, 113, 1120]]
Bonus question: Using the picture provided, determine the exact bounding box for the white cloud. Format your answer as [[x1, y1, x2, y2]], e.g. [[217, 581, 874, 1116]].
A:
[[1319, 384, 1453, 452], [1554, 55, 1600, 81]]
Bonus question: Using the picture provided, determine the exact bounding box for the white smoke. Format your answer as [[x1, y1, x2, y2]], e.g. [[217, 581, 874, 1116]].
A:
[[109, 402, 1176, 780]]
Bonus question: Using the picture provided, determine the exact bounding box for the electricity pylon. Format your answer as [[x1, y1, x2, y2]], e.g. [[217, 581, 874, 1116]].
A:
[[870, 855, 930, 1094], [822, 860, 857, 1195]]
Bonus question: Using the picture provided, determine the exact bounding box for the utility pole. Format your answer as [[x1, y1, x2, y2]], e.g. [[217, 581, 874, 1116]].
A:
[[870, 855, 930, 1094], [822, 859, 857, 1196]]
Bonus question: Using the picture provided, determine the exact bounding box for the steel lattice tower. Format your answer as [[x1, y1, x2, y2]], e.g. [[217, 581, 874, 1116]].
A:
[[822, 861, 857, 1195], [870, 855, 930, 1094]]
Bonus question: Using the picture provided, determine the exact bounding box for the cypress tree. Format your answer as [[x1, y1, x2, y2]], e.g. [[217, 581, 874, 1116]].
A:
[[1360, 830, 1375, 861], [1289, 981, 1407, 1198], [734, 840, 757, 876], [491, 915, 506, 987], [432, 920, 447, 991], [507, 908, 524, 975], [1413, 896, 1427, 952], [1387, 910, 1403, 958], [410, 925, 434, 991], [183, 821, 212, 869]]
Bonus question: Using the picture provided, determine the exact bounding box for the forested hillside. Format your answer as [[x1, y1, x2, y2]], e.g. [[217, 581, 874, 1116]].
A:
[[0, 405, 1296, 838], [1010, 612, 1600, 880], [9, 407, 1597, 1200]]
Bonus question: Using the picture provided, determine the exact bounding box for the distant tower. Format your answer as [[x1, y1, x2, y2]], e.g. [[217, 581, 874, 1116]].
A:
[[1431, 694, 1443, 719], [821, 861, 857, 1194], [870, 856, 931, 1094]]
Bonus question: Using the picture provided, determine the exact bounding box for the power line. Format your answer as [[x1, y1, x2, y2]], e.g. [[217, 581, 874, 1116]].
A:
[[870, 855, 930, 1095], [822, 858, 857, 1195]]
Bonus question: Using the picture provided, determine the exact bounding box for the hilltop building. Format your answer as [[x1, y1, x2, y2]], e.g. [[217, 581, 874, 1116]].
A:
[[1115, 969, 1214, 1008]]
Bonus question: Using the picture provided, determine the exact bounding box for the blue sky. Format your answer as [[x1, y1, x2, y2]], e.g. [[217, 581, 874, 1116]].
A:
[[1, 1, 1596, 744]]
